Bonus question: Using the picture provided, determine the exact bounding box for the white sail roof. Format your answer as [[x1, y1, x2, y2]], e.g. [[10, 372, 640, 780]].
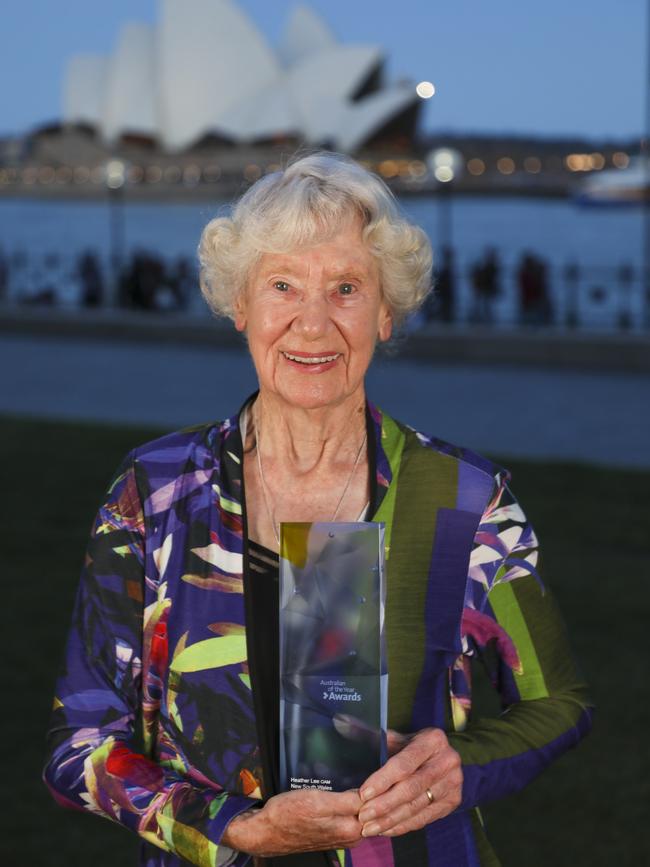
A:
[[286, 45, 384, 142], [216, 82, 300, 142], [101, 23, 157, 143], [61, 0, 419, 153], [63, 55, 109, 127], [278, 4, 336, 68], [157, 0, 281, 150]]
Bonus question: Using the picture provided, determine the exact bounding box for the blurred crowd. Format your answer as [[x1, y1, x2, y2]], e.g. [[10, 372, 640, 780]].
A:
[[422, 246, 554, 327], [0, 244, 637, 330], [0, 247, 198, 313]]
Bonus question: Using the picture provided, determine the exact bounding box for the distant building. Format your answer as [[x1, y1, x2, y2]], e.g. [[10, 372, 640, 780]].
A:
[[63, 0, 421, 153]]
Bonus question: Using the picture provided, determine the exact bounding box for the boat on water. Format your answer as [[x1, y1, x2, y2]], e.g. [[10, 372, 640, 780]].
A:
[[574, 157, 649, 206]]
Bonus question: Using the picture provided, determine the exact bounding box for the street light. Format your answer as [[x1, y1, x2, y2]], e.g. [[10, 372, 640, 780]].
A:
[[104, 159, 128, 308], [427, 147, 464, 250]]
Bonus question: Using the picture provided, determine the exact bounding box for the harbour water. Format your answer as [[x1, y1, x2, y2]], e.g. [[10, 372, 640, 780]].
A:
[[0, 194, 645, 329]]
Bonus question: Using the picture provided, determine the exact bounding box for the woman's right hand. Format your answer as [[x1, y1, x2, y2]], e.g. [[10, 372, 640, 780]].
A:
[[222, 788, 364, 857]]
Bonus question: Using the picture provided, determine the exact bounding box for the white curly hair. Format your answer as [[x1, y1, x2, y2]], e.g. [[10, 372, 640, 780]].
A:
[[198, 151, 433, 327]]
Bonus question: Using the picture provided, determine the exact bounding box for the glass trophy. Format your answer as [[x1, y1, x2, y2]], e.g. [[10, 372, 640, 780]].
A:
[[279, 522, 388, 792]]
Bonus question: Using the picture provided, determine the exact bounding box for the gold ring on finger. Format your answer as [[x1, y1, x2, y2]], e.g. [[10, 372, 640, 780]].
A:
[[426, 788, 434, 804]]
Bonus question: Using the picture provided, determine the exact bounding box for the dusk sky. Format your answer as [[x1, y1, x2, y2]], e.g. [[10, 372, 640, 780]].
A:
[[1, 0, 646, 142]]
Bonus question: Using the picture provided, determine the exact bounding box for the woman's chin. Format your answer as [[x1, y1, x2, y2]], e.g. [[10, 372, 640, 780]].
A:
[[268, 379, 361, 412]]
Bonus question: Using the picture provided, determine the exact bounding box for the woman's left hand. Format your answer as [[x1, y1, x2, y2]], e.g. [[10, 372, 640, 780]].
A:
[[357, 728, 463, 838]]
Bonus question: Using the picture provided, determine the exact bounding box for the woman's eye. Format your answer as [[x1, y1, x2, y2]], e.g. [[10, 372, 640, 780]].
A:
[[338, 283, 355, 296], [273, 280, 290, 292]]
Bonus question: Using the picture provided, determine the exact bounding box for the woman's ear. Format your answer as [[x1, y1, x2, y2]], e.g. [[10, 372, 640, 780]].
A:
[[378, 306, 393, 342], [233, 291, 247, 332]]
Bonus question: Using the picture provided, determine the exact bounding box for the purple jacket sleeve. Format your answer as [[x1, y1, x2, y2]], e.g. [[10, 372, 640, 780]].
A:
[[43, 452, 260, 866], [449, 475, 594, 808]]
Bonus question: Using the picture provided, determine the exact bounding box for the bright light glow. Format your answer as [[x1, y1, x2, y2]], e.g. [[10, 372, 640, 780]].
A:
[[398, 160, 412, 179], [244, 163, 262, 182], [566, 153, 599, 172], [434, 165, 454, 183], [409, 160, 427, 178], [566, 154, 583, 171], [497, 157, 515, 175], [467, 158, 485, 176], [524, 156, 541, 174], [379, 159, 399, 178], [433, 149, 455, 168], [106, 159, 126, 189], [612, 151, 629, 169], [565, 153, 604, 172], [416, 80, 435, 99], [427, 147, 463, 183]]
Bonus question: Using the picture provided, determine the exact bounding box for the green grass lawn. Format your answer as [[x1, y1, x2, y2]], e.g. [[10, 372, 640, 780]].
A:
[[2, 415, 648, 866]]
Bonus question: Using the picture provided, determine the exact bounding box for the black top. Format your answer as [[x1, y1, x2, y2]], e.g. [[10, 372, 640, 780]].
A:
[[243, 404, 378, 866], [247, 539, 283, 796], [247, 539, 334, 867]]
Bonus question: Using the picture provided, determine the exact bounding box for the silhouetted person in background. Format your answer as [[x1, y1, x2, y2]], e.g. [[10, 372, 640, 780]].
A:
[[435, 246, 455, 323], [168, 256, 195, 310], [518, 252, 553, 326], [470, 247, 500, 324], [423, 245, 455, 323], [121, 251, 165, 310], [79, 250, 104, 307], [0, 247, 8, 304]]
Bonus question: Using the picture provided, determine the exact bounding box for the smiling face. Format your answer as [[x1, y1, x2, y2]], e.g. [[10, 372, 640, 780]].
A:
[[234, 217, 392, 411]]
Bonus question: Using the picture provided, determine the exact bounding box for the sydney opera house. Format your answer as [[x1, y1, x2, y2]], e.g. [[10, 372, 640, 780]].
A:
[[5, 0, 614, 200], [62, 0, 421, 154]]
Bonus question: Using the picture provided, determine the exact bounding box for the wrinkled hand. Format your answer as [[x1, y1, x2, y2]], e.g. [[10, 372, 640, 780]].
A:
[[223, 788, 363, 857], [357, 727, 463, 838]]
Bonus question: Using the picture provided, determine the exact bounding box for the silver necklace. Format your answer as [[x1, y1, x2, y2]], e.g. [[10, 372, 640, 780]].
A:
[[253, 404, 367, 546]]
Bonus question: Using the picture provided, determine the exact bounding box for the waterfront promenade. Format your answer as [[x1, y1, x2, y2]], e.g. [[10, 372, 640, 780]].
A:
[[1, 310, 648, 468]]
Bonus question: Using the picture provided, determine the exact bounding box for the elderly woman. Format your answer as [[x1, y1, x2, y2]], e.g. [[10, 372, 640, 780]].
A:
[[44, 152, 592, 867]]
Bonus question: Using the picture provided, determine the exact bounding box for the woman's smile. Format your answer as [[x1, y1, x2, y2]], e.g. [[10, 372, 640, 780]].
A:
[[281, 350, 342, 372]]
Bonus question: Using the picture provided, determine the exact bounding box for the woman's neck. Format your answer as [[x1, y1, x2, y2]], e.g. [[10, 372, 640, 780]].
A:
[[242, 388, 371, 549], [250, 389, 367, 473]]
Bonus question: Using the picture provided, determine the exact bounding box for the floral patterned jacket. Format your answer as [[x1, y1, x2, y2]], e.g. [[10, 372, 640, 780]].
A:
[[44, 399, 593, 867]]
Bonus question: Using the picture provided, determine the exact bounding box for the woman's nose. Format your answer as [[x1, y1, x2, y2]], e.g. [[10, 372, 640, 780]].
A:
[[293, 293, 331, 339]]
